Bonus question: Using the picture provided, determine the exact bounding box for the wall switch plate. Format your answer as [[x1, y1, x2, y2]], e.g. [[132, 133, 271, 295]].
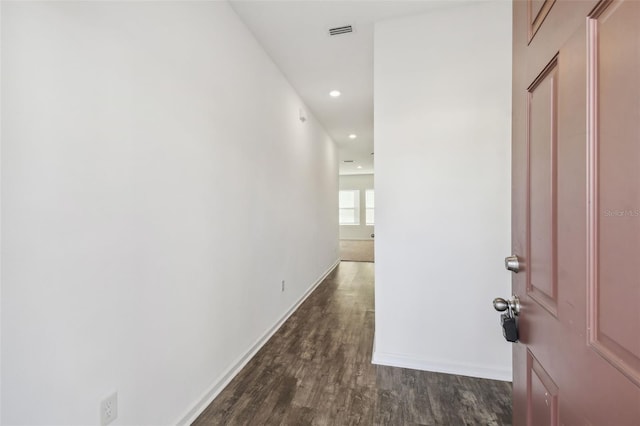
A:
[[100, 392, 118, 425]]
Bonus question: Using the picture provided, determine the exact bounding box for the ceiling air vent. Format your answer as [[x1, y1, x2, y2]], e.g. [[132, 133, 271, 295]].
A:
[[329, 25, 353, 36]]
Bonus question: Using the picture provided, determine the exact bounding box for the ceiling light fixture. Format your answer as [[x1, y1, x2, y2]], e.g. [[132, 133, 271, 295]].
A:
[[357, 166, 363, 169], [329, 90, 341, 97], [348, 134, 357, 139]]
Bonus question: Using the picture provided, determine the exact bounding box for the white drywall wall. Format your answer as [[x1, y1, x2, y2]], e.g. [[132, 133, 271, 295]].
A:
[[1, 2, 338, 424], [373, 1, 512, 380], [339, 174, 374, 240]]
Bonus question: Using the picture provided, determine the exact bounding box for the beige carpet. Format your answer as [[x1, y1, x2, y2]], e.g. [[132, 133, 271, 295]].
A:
[[339, 239, 374, 262]]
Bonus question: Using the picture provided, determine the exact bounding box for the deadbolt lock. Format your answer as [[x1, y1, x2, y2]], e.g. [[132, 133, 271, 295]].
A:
[[505, 255, 521, 273]]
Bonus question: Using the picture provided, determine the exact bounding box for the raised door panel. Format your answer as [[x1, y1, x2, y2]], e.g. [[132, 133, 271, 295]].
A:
[[527, 57, 559, 316], [588, 0, 640, 387], [528, 350, 559, 426]]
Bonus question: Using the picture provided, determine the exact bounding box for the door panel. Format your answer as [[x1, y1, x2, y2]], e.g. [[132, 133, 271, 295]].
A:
[[587, 0, 640, 387], [527, 350, 559, 426], [512, 0, 640, 424], [527, 56, 558, 315]]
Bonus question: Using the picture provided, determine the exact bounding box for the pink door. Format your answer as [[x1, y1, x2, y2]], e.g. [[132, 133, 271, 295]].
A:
[[511, 0, 640, 424]]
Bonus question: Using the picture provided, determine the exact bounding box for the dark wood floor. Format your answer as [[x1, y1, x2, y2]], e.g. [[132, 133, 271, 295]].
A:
[[193, 262, 512, 425]]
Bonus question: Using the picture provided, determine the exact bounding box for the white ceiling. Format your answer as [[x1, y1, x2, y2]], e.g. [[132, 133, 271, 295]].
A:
[[229, 0, 473, 175]]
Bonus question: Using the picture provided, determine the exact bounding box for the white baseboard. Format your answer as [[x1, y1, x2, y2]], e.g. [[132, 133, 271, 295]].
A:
[[176, 259, 340, 426], [371, 350, 512, 382]]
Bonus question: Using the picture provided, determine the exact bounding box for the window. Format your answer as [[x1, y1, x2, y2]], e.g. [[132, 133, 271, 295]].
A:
[[339, 190, 360, 225], [365, 189, 375, 225]]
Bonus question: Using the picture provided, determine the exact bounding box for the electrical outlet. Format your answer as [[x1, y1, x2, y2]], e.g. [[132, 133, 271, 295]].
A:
[[100, 392, 118, 426], [281, 280, 285, 292]]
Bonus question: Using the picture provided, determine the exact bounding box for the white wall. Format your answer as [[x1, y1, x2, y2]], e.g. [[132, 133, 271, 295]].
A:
[[373, 1, 512, 381], [339, 174, 374, 240], [1, 2, 338, 425]]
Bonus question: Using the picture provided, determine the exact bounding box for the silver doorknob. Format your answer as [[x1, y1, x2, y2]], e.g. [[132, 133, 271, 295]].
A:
[[493, 296, 520, 316], [505, 255, 521, 273], [493, 298, 509, 311]]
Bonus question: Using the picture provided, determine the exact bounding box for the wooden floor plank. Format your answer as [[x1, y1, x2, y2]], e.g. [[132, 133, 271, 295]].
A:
[[193, 261, 512, 425]]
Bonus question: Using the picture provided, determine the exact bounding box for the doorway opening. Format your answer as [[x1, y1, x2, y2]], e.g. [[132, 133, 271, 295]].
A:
[[339, 173, 374, 262]]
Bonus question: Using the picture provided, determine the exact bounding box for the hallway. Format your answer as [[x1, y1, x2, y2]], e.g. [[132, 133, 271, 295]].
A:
[[193, 262, 512, 425]]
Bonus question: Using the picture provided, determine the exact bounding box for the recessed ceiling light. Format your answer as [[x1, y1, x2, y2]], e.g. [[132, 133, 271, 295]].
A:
[[357, 166, 363, 169], [329, 90, 341, 97], [348, 134, 357, 139]]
